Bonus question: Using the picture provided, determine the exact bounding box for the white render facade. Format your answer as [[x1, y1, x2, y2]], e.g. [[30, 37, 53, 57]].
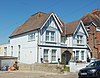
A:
[[10, 13, 63, 64], [64, 21, 91, 62], [0, 12, 91, 64], [0, 43, 10, 56]]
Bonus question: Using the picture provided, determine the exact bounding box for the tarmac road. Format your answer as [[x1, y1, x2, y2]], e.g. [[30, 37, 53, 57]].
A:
[[0, 71, 78, 78]]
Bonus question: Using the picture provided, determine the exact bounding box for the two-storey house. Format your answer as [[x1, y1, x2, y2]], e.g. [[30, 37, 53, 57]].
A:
[[61, 20, 91, 64], [9, 12, 64, 64]]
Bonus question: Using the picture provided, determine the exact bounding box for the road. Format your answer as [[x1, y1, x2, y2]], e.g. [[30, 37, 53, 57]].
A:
[[0, 71, 78, 78]]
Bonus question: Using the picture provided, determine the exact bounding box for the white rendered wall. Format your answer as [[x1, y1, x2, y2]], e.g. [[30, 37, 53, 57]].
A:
[[10, 31, 38, 64]]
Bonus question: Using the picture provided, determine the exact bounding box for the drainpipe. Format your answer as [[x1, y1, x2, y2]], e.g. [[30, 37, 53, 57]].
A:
[[37, 29, 40, 63]]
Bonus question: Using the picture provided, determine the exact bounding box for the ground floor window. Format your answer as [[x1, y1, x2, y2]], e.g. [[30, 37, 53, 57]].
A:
[[81, 51, 84, 60], [52, 50, 56, 61], [44, 49, 48, 62], [76, 50, 79, 60]]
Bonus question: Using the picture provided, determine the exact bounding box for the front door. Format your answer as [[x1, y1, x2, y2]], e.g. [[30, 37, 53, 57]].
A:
[[61, 50, 71, 64]]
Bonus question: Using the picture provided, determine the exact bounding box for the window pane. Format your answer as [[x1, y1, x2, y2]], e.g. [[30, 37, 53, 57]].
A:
[[28, 33, 35, 41], [77, 35, 83, 44], [44, 49, 48, 61], [52, 50, 56, 61], [76, 51, 79, 60], [81, 51, 84, 60], [46, 31, 49, 41], [51, 32, 55, 41]]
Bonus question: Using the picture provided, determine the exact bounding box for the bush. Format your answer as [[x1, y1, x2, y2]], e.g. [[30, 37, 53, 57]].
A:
[[63, 65, 70, 72]]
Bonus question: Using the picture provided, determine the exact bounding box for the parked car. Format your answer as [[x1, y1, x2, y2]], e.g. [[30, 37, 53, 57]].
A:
[[78, 60, 100, 78]]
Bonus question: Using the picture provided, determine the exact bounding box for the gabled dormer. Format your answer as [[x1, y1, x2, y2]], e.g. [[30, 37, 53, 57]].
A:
[[39, 12, 64, 46], [63, 20, 88, 47]]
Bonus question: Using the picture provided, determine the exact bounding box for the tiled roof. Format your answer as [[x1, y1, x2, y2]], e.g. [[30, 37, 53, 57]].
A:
[[81, 12, 100, 27], [10, 12, 51, 37], [64, 20, 80, 35]]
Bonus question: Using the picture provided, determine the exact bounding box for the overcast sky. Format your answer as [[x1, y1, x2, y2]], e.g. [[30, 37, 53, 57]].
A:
[[0, 0, 100, 44]]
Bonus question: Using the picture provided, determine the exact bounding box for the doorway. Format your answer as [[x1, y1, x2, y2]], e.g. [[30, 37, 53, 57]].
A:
[[61, 50, 72, 64]]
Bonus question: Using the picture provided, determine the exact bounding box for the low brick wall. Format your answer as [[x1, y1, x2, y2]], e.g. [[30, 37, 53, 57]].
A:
[[18, 63, 64, 73]]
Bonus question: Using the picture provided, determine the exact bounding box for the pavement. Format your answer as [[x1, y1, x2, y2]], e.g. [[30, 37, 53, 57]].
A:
[[0, 70, 78, 78]]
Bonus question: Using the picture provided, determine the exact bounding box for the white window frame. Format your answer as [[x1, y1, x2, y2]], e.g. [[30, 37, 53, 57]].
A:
[[11, 46, 13, 56], [51, 49, 56, 62], [81, 51, 84, 60], [4, 47, 7, 56], [77, 35, 83, 45], [45, 31, 55, 42], [44, 49, 49, 62], [76, 50, 79, 60], [18, 45, 21, 60], [28, 33, 35, 41]]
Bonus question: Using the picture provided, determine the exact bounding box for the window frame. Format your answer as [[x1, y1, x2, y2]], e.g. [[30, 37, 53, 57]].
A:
[[81, 51, 84, 60], [76, 50, 79, 60], [45, 31, 55, 42], [28, 33, 35, 41], [4, 47, 7, 56], [77, 35, 83, 45], [51, 49, 56, 61], [18, 45, 21, 60], [44, 49, 49, 62]]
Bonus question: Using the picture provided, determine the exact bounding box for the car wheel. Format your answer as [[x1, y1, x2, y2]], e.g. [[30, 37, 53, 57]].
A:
[[96, 71, 100, 78]]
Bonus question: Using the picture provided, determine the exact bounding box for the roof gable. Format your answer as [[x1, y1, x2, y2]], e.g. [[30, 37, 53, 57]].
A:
[[74, 20, 88, 37], [81, 13, 100, 27], [40, 12, 63, 33], [64, 20, 88, 37]]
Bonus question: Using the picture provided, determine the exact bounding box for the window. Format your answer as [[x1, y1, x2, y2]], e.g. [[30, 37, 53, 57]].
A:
[[81, 51, 84, 60], [44, 49, 48, 61], [18, 45, 21, 60], [46, 31, 49, 41], [61, 36, 65, 43], [76, 51, 79, 60], [11, 46, 13, 56], [77, 35, 83, 44], [4, 47, 7, 56], [52, 50, 56, 61], [28, 33, 35, 41], [45, 31, 55, 42]]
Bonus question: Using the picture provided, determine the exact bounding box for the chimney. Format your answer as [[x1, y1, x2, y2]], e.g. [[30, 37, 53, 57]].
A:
[[92, 9, 98, 14]]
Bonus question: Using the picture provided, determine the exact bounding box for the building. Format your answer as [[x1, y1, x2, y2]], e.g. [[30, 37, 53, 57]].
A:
[[0, 43, 10, 56], [81, 9, 100, 58], [61, 20, 90, 64], [9, 12, 64, 64], [0, 12, 90, 64]]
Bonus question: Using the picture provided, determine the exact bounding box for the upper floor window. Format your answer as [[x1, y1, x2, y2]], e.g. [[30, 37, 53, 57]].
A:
[[28, 33, 35, 41], [18, 45, 21, 60], [4, 47, 7, 56], [46, 31, 55, 42], [77, 35, 83, 44], [11, 46, 13, 56]]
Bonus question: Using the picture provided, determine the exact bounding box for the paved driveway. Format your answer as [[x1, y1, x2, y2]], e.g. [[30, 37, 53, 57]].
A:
[[0, 71, 78, 78]]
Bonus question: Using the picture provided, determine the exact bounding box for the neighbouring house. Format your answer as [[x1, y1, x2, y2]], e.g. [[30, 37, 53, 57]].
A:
[[61, 20, 91, 64], [0, 43, 10, 56], [81, 9, 100, 59], [0, 43, 17, 68], [9, 12, 64, 64]]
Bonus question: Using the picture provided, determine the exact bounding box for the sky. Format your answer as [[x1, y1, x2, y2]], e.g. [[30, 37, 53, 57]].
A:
[[0, 0, 100, 44]]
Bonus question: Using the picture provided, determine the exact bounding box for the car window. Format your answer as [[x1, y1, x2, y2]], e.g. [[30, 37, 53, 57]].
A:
[[87, 62, 96, 67], [96, 61, 100, 66]]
